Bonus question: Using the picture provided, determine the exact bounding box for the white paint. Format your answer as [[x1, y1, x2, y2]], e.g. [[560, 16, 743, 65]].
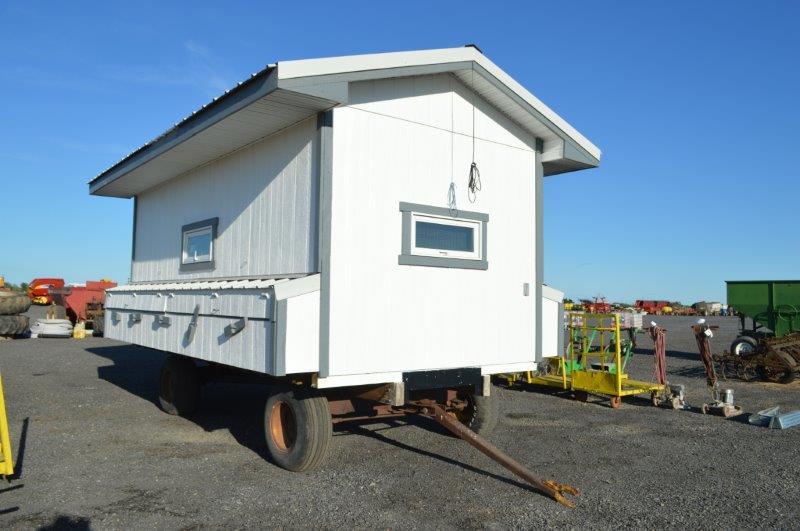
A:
[[315, 372, 403, 389], [541, 286, 565, 359], [104, 275, 322, 375], [133, 117, 318, 282], [282, 290, 321, 374], [480, 362, 536, 375], [105, 309, 272, 373], [97, 63, 599, 389], [324, 75, 537, 379], [278, 47, 600, 159]]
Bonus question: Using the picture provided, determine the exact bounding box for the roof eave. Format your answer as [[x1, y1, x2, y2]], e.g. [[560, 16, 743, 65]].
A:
[[89, 66, 278, 197]]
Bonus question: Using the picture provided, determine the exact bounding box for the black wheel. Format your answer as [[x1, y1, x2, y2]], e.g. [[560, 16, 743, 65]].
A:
[[158, 355, 200, 416], [0, 315, 29, 335], [264, 387, 332, 472], [0, 293, 31, 316], [730, 336, 758, 356], [453, 387, 499, 436]]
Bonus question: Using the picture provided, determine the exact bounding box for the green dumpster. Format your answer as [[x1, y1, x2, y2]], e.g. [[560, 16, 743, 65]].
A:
[[727, 280, 800, 343]]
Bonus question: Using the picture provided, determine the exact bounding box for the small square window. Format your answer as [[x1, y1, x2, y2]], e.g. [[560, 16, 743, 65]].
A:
[[180, 218, 217, 271], [399, 203, 488, 270], [183, 227, 212, 263]]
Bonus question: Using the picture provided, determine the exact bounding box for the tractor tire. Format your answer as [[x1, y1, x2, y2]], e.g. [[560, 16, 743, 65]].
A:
[[730, 336, 758, 356], [264, 387, 332, 472], [0, 315, 29, 336], [158, 355, 201, 416], [0, 293, 31, 316]]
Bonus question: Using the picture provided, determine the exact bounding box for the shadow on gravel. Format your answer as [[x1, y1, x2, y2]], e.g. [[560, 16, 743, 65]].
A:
[[336, 420, 544, 493], [85, 344, 557, 471], [10, 417, 29, 481], [86, 345, 273, 461], [633, 348, 702, 361]]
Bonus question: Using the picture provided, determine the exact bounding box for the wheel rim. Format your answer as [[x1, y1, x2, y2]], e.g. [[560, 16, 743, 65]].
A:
[[734, 342, 754, 356], [269, 400, 297, 453]]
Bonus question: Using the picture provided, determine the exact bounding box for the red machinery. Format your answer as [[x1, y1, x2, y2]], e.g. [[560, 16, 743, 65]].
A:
[[27, 278, 65, 305], [51, 280, 117, 324], [581, 296, 611, 314], [635, 300, 671, 314]]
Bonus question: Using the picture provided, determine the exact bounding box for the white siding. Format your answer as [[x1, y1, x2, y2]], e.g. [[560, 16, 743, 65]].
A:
[[324, 75, 538, 378], [104, 309, 273, 374], [541, 297, 562, 359], [132, 116, 319, 281]]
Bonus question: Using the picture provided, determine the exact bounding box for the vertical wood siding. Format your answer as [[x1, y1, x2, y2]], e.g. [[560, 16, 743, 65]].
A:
[[132, 116, 319, 282], [325, 74, 538, 378]]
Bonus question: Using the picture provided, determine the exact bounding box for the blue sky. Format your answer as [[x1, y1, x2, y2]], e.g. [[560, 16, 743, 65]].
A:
[[1, 1, 798, 303]]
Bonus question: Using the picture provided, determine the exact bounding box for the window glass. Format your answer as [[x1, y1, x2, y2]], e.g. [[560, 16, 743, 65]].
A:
[[183, 228, 212, 263], [415, 221, 474, 252]]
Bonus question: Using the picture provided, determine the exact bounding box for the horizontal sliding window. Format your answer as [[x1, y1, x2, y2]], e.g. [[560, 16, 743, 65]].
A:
[[398, 202, 488, 270], [412, 215, 480, 260]]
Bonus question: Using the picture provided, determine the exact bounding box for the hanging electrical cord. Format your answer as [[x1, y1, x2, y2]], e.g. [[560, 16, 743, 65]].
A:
[[467, 162, 481, 203], [467, 64, 481, 203]]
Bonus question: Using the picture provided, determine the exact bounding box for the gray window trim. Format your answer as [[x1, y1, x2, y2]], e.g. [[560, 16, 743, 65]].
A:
[[398, 202, 488, 270], [180, 217, 218, 272]]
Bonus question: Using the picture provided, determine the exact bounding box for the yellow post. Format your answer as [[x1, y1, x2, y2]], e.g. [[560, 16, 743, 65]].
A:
[[0, 372, 14, 478]]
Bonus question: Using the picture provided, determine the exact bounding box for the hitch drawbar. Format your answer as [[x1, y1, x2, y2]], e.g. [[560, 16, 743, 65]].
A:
[[411, 401, 579, 508]]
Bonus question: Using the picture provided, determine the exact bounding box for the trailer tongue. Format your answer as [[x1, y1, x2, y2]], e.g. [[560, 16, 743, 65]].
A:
[[410, 400, 579, 508]]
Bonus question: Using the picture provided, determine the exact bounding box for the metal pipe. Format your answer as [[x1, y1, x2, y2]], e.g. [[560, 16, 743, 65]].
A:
[[417, 402, 579, 508]]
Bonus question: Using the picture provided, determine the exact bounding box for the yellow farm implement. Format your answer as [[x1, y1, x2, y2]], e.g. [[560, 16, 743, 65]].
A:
[[513, 313, 664, 408], [0, 373, 14, 478]]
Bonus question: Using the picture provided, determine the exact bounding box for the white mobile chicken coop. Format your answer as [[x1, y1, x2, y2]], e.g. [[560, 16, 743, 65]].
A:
[[89, 46, 599, 471]]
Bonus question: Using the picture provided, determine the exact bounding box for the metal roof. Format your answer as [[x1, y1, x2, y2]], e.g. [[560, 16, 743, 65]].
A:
[[106, 276, 296, 292], [90, 46, 601, 198]]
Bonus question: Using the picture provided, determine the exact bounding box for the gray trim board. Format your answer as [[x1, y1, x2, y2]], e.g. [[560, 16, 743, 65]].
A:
[[179, 217, 218, 272], [535, 150, 544, 362], [90, 68, 279, 194], [398, 202, 489, 271], [317, 110, 334, 378], [274, 299, 288, 376], [399, 201, 489, 221], [130, 196, 138, 282], [398, 255, 488, 270]]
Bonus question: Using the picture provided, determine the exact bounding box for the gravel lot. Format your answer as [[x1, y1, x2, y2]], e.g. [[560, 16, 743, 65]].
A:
[[0, 308, 798, 528]]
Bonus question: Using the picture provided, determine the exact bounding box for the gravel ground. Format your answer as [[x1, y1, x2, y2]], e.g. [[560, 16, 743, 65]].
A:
[[0, 308, 798, 528]]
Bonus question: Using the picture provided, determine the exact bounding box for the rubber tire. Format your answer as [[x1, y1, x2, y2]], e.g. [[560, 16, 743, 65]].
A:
[[264, 388, 332, 472], [158, 355, 200, 416], [0, 315, 29, 335], [730, 336, 758, 356], [463, 390, 500, 436], [0, 293, 31, 316]]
